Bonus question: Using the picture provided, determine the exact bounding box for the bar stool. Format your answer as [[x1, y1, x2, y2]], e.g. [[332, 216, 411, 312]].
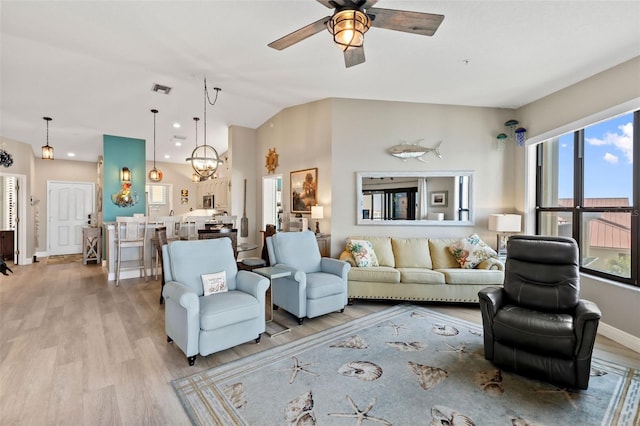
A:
[[152, 218, 179, 280], [115, 216, 148, 287], [154, 226, 168, 304]]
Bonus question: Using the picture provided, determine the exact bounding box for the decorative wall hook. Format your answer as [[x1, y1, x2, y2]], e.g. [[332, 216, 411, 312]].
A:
[[497, 119, 527, 150]]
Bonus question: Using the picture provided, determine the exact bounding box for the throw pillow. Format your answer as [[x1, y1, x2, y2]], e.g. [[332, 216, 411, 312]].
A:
[[347, 239, 380, 267], [448, 234, 497, 269], [201, 271, 227, 296]]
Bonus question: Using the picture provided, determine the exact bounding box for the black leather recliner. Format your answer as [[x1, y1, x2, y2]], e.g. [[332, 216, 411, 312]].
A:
[[478, 235, 601, 390]]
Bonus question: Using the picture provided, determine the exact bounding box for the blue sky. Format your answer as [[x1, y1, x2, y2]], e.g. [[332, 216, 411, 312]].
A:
[[558, 112, 633, 202]]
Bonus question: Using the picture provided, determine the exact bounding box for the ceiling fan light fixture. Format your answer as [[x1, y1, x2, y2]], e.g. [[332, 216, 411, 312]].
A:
[[328, 9, 370, 50]]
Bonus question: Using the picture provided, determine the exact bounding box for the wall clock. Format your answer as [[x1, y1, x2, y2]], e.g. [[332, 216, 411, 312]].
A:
[[265, 148, 279, 173]]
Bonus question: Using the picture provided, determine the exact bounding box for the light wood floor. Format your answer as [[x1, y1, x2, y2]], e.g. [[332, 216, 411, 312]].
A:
[[1, 259, 638, 425]]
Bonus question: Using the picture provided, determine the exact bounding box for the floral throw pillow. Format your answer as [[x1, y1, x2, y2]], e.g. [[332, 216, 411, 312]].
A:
[[447, 234, 497, 269], [347, 239, 380, 267]]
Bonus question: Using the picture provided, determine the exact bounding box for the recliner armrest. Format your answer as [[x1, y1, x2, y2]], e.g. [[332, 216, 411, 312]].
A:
[[574, 299, 602, 322], [163, 281, 200, 312], [321, 257, 351, 278], [574, 299, 601, 355], [273, 263, 306, 285], [478, 286, 505, 318], [236, 270, 270, 298]]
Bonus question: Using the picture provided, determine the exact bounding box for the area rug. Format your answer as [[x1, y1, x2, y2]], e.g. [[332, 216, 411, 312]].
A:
[[46, 254, 83, 265], [173, 304, 639, 426]]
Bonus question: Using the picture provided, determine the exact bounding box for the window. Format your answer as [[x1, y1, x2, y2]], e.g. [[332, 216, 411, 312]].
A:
[[536, 111, 638, 286], [362, 187, 417, 220], [145, 184, 167, 205]]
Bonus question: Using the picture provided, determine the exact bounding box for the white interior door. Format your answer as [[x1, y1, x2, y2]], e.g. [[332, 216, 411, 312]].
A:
[[48, 181, 94, 255], [262, 175, 282, 231]]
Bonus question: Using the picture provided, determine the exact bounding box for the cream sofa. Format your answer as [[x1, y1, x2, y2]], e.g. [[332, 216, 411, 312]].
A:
[[339, 236, 504, 304]]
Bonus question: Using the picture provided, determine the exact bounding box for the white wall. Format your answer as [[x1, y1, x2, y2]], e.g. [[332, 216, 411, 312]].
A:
[[255, 99, 333, 235], [229, 125, 259, 254], [515, 55, 640, 343], [331, 98, 516, 254]]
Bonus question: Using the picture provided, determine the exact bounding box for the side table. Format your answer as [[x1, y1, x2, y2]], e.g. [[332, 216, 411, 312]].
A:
[[253, 266, 292, 337], [82, 226, 101, 265]]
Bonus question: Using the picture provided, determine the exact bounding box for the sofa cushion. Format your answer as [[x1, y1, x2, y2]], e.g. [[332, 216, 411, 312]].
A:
[[199, 290, 260, 331], [348, 266, 400, 283], [346, 238, 379, 267], [448, 234, 498, 269], [350, 236, 395, 267], [437, 268, 504, 285], [428, 238, 461, 269], [391, 238, 432, 269], [397, 268, 445, 284]]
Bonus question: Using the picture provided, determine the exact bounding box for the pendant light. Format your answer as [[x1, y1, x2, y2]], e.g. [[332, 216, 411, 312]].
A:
[[191, 117, 201, 183], [186, 78, 223, 179], [148, 109, 163, 182], [41, 117, 54, 160]]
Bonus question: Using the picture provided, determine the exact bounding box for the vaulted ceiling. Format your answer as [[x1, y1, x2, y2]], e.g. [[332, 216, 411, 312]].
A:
[[1, 1, 639, 163]]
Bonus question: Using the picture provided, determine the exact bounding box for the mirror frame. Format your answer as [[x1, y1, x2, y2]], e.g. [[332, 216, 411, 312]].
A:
[[356, 170, 475, 226]]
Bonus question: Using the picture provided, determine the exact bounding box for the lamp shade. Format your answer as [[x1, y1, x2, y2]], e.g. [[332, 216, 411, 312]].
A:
[[311, 205, 324, 220], [121, 167, 131, 182], [488, 214, 521, 233]]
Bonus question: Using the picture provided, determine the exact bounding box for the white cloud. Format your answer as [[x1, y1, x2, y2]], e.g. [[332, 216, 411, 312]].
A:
[[603, 152, 618, 164], [585, 121, 633, 164]]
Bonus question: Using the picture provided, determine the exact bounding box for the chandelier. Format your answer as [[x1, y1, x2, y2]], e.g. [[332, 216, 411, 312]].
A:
[[148, 109, 163, 182], [190, 117, 201, 182], [186, 78, 223, 180]]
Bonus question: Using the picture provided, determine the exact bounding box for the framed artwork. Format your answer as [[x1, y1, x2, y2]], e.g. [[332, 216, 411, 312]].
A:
[[430, 191, 448, 207], [291, 168, 318, 213]]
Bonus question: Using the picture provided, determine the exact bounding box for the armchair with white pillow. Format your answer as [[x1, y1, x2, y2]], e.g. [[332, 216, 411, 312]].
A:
[[266, 231, 351, 324], [162, 238, 269, 365]]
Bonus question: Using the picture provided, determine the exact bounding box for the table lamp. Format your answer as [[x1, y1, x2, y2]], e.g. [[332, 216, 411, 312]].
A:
[[488, 214, 521, 255], [311, 205, 324, 234]]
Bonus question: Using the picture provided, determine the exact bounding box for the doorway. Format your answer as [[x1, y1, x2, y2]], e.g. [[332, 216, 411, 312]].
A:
[[262, 175, 282, 231], [47, 181, 95, 255]]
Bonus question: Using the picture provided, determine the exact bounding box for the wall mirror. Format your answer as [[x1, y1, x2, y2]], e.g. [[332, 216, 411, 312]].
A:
[[357, 171, 474, 226]]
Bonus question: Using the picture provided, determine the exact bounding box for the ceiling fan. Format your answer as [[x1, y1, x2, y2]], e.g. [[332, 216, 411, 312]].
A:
[[268, 0, 444, 68]]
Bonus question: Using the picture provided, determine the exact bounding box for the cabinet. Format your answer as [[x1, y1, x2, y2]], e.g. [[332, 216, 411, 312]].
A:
[[315, 234, 331, 257], [0, 230, 14, 261], [196, 177, 229, 210], [82, 226, 102, 264]]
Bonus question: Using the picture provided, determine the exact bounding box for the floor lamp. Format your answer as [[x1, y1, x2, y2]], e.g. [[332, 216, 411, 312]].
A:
[[488, 214, 522, 256]]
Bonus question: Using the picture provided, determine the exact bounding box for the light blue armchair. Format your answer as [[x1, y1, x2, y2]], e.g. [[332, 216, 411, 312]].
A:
[[266, 231, 351, 324], [162, 238, 269, 365]]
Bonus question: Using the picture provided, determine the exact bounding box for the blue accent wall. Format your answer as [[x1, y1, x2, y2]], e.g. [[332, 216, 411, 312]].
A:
[[103, 134, 146, 221]]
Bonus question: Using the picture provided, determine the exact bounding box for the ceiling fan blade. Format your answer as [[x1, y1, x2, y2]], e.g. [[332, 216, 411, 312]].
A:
[[344, 46, 365, 68], [368, 8, 444, 36], [268, 16, 331, 50]]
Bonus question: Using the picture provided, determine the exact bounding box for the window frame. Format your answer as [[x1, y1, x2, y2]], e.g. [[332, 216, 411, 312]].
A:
[[535, 110, 639, 287]]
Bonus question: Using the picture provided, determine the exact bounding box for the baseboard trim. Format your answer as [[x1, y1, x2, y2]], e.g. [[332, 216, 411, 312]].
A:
[[598, 321, 640, 354]]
